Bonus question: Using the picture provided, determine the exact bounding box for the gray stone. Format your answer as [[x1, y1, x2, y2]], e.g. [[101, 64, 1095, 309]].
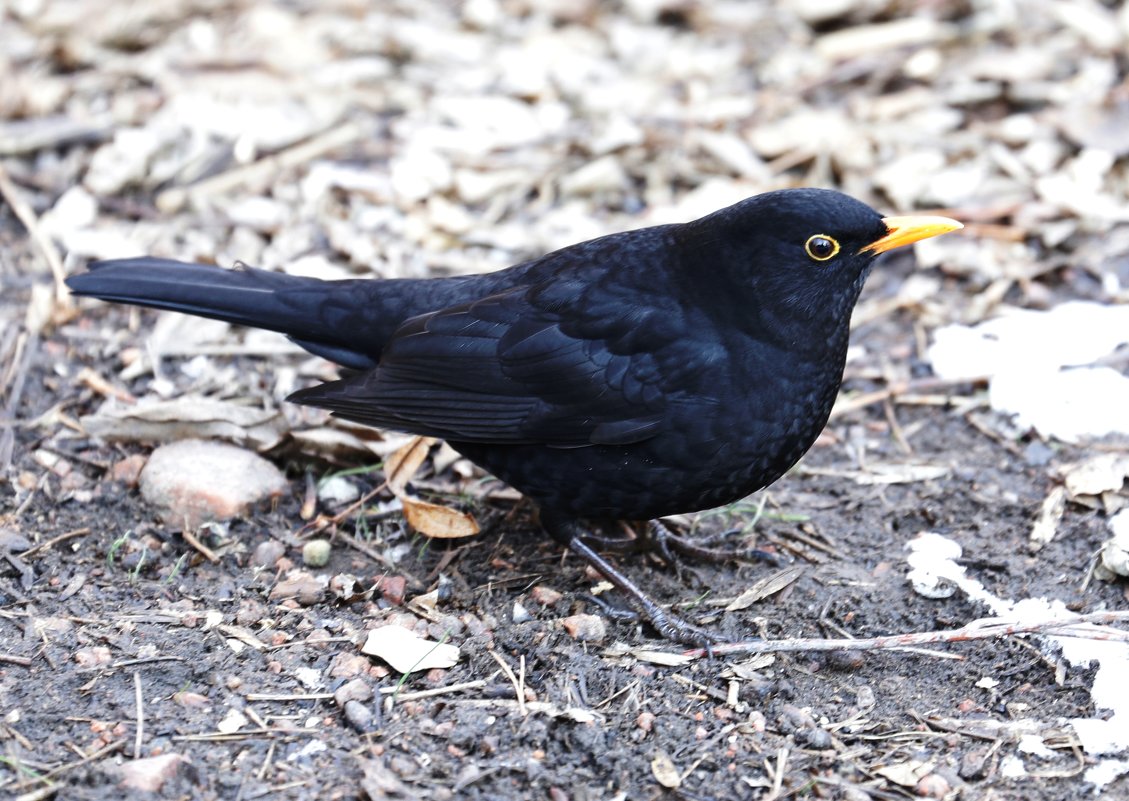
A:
[[139, 439, 288, 528]]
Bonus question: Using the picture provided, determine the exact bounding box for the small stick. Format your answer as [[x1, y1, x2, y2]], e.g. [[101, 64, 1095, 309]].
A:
[[256, 741, 276, 782], [12, 739, 126, 790], [488, 651, 527, 716], [679, 611, 1129, 659], [377, 679, 489, 701], [0, 331, 35, 473], [22, 527, 91, 560], [133, 672, 144, 759], [334, 530, 397, 570], [244, 692, 335, 702], [155, 120, 370, 213], [181, 526, 219, 563], [829, 375, 988, 420], [0, 164, 67, 302]]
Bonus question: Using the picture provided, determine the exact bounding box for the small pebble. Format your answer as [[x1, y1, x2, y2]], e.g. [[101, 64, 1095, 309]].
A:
[[302, 539, 331, 567], [512, 601, 531, 623], [117, 754, 188, 793], [344, 700, 376, 732], [560, 613, 607, 642], [334, 678, 373, 706], [251, 540, 286, 568], [959, 747, 990, 780], [916, 772, 951, 799], [825, 649, 865, 671], [110, 454, 148, 486], [854, 685, 876, 708], [530, 586, 563, 605], [318, 475, 360, 505], [74, 646, 112, 667], [802, 728, 833, 749], [376, 575, 407, 605]]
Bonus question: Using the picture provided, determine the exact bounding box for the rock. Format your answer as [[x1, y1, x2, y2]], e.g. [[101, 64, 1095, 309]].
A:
[[117, 754, 190, 793], [318, 475, 360, 506], [530, 586, 563, 606], [269, 571, 326, 606], [334, 678, 374, 706], [560, 613, 607, 642], [139, 439, 288, 528], [251, 540, 286, 568], [376, 575, 407, 605], [110, 454, 148, 486], [343, 700, 376, 732], [302, 539, 332, 567]]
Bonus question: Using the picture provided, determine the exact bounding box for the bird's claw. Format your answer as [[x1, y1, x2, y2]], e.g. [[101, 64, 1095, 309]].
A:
[[584, 592, 721, 649], [645, 520, 780, 567]]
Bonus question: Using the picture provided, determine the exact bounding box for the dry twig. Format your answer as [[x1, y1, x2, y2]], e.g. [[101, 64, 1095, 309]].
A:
[[681, 611, 1129, 660]]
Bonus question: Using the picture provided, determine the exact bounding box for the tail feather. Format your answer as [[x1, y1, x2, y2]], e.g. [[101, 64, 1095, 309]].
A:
[[67, 258, 382, 369]]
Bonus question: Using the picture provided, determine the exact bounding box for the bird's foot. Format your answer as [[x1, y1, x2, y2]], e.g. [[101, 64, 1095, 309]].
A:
[[643, 520, 780, 567], [567, 537, 720, 647], [576, 521, 778, 567], [580, 590, 718, 650], [550, 525, 720, 648]]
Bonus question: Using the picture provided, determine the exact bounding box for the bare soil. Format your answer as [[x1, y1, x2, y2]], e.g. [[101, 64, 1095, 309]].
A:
[[2, 253, 1123, 799], [2, 0, 1128, 798]]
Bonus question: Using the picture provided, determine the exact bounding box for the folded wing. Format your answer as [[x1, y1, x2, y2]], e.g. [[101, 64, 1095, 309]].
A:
[[288, 287, 673, 447]]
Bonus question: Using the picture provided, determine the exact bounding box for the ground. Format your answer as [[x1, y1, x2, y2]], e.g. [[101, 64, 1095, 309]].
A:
[[1, 1, 1128, 799]]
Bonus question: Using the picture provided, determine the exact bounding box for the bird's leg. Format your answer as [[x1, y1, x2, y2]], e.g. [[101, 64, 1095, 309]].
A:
[[574, 529, 646, 554], [643, 520, 780, 566], [541, 514, 719, 647]]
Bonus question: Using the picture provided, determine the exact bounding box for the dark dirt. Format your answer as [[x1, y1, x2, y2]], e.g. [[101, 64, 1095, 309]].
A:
[[2, 240, 1124, 800], [3, 2, 1128, 793]]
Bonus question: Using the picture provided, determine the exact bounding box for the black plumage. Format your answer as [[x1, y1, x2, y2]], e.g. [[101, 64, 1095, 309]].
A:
[[67, 188, 961, 643]]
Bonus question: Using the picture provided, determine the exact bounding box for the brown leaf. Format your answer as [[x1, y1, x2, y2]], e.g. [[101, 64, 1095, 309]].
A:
[[723, 565, 806, 612], [651, 752, 681, 789], [384, 435, 436, 496], [401, 495, 479, 539]]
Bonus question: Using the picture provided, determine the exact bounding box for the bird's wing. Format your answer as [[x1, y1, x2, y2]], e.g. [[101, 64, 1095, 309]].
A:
[[288, 286, 683, 447]]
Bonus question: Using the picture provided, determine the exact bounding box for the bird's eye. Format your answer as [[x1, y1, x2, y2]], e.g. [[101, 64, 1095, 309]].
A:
[[805, 234, 840, 262]]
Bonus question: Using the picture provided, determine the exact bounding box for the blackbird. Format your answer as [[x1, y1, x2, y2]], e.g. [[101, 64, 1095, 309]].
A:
[[67, 188, 961, 644]]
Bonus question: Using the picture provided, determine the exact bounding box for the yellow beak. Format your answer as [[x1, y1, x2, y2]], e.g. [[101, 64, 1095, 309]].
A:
[[862, 215, 964, 255]]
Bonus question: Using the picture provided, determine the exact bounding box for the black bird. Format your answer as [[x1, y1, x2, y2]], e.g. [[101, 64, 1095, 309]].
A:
[[67, 188, 961, 643]]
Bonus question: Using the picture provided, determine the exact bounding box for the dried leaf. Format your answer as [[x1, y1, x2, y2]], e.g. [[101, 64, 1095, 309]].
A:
[[215, 624, 269, 651], [81, 397, 288, 451], [651, 752, 681, 789], [360, 625, 460, 673], [384, 435, 436, 495], [724, 566, 806, 611], [624, 649, 694, 667], [290, 426, 403, 461], [855, 464, 950, 485], [217, 709, 248, 735], [875, 759, 935, 787], [720, 655, 776, 679], [1062, 455, 1129, 499], [401, 495, 479, 539], [1095, 511, 1129, 581], [1030, 486, 1066, 548]]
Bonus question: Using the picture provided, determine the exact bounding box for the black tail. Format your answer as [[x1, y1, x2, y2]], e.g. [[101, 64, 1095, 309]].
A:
[[67, 258, 386, 368]]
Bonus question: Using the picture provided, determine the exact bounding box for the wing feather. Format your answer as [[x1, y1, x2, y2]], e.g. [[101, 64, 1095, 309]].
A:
[[288, 287, 672, 446]]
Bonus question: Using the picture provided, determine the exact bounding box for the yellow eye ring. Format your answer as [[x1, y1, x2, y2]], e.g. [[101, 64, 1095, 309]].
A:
[[805, 234, 840, 261]]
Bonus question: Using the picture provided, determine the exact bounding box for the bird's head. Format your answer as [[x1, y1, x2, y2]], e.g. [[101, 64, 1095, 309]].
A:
[[685, 188, 962, 336]]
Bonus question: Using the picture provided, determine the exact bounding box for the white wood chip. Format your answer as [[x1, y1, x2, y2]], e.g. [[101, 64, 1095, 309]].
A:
[[361, 626, 460, 673]]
